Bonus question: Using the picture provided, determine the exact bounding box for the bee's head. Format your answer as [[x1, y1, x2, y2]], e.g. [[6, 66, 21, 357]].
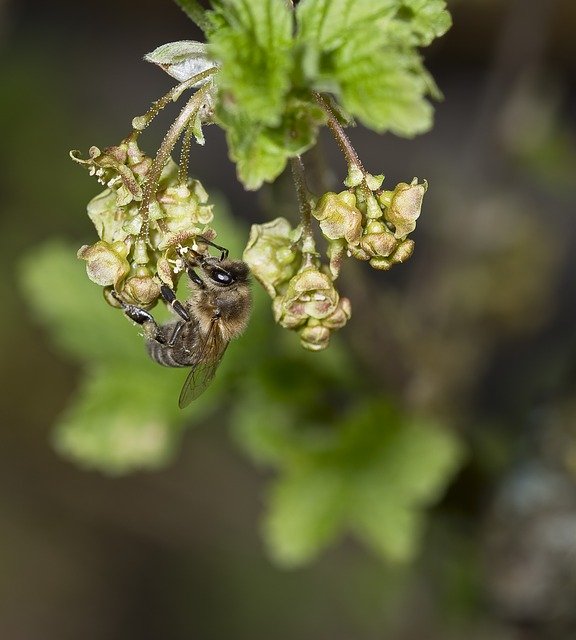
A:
[[198, 258, 250, 288]]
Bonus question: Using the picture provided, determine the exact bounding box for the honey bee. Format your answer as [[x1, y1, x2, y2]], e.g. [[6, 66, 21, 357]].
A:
[[112, 239, 251, 408]]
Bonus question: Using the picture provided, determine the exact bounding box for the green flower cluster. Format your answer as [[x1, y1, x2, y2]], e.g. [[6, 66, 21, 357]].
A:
[[71, 134, 215, 307], [243, 171, 427, 350], [243, 218, 351, 351], [314, 171, 427, 277]]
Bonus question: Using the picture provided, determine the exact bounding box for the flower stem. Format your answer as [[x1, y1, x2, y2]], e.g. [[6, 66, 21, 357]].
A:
[[132, 68, 217, 132], [290, 156, 316, 266], [139, 82, 211, 239], [312, 91, 365, 174]]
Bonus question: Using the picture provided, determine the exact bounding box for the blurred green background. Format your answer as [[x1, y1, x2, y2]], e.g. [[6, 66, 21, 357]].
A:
[[2, 0, 576, 638]]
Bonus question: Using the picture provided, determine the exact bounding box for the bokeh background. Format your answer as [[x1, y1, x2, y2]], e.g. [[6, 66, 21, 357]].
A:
[[1, 0, 576, 638]]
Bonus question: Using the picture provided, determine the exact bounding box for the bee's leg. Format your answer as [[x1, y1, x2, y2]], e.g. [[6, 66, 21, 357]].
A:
[[110, 291, 167, 344], [185, 265, 206, 289], [166, 321, 186, 347], [160, 284, 190, 321]]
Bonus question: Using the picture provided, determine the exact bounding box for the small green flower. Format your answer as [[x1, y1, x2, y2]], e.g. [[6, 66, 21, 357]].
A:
[[77, 241, 130, 288], [380, 178, 427, 238], [369, 238, 415, 270], [70, 134, 150, 207], [243, 218, 300, 297], [123, 268, 161, 306], [298, 321, 331, 351], [313, 191, 362, 245], [297, 297, 351, 351], [277, 266, 339, 328], [74, 135, 218, 308]]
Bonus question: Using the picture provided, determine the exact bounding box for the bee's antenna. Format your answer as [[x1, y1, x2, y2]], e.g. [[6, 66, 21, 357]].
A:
[[194, 236, 229, 261]]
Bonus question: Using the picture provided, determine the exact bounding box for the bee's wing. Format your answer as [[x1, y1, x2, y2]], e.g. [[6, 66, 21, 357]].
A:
[[178, 318, 228, 409]]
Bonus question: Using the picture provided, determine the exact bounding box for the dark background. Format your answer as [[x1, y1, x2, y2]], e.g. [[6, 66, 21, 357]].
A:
[[1, 1, 576, 639]]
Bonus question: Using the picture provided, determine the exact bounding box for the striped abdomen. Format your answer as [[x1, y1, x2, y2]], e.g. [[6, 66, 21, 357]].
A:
[[146, 319, 204, 368]]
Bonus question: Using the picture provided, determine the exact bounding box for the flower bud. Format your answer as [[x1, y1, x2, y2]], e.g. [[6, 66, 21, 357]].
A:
[[77, 241, 130, 287], [382, 179, 427, 238], [365, 173, 384, 191], [322, 297, 351, 329], [360, 230, 398, 258], [344, 165, 364, 188], [368, 256, 393, 270], [281, 267, 339, 322], [299, 322, 331, 351], [368, 239, 415, 270], [313, 192, 362, 245], [390, 238, 415, 263], [123, 270, 161, 306]]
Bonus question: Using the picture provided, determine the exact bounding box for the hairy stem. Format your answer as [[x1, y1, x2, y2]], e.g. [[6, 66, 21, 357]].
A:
[[313, 91, 365, 174], [178, 118, 196, 185], [139, 82, 211, 239], [132, 68, 217, 132]]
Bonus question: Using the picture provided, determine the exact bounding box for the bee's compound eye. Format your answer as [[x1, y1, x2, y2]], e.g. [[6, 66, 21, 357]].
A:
[[211, 268, 233, 285]]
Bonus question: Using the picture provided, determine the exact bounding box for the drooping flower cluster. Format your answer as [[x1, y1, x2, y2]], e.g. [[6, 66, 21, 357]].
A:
[[314, 170, 427, 277], [243, 218, 351, 351], [72, 133, 215, 308], [243, 170, 427, 351]]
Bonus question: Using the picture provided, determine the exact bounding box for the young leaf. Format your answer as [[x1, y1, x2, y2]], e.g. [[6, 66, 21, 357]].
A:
[[334, 46, 434, 136], [173, 0, 211, 33], [296, 0, 450, 136], [296, 0, 397, 50], [222, 116, 290, 190], [207, 0, 294, 127], [217, 98, 324, 190], [395, 0, 452, 46]]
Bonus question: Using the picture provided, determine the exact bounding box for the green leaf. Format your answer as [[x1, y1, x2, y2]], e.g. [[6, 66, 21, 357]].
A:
[[264, 464, 349, 566], [222, 115, 290, 190], [349, 413, 464, 561], [20, 241, 145, 364], [297, 0, 451, 136], [252, 397, 463, 566], [208, 0, 294, 127], [334, 46, 434, 136], [296, 0, 397, 50], [54, 364, 184, 475], [395, 0, 452, 46], [217, 97, 324, 190], [232, 387, 297, 466]]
